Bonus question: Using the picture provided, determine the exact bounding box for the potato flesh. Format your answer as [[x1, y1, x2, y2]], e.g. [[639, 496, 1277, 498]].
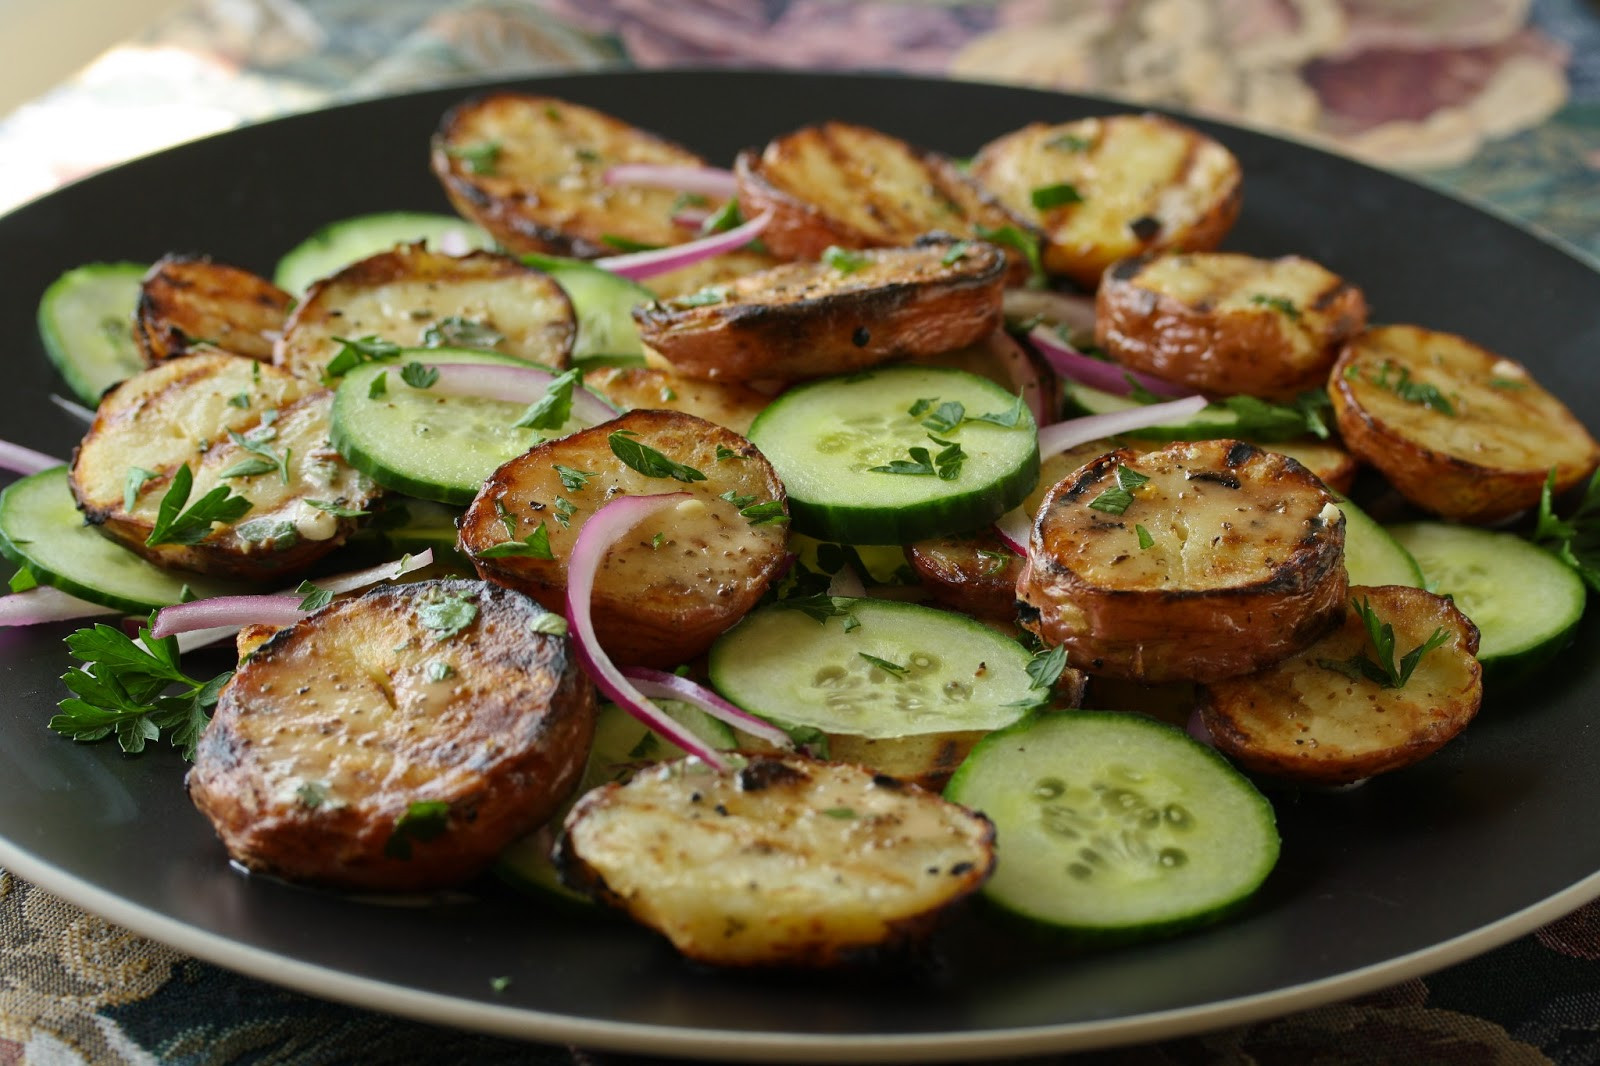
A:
[[275, 245, 575, 382], [1199, 585, 1482, 784], [971, 115, 1240, 285], [560, 755, 995, 966], [136, 256, 292, 363], [1332, 325, 1599, 521], [434, 93, 712, 257], [582, 366, 768, 435], [460, 410, 788, 666]]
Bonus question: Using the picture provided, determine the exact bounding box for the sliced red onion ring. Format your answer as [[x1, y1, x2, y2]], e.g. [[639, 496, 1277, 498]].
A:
[[51, 395, 96, 425], [603, 164, 738, 199], [0, 586, 116, 627], [566, 493, 730, 772], [593, 210, 772, 281], [168, 549, 436, 651], [1037, 394, 1209, 458], [1003, 288, 1097, 341], [1186, 706, 1216, 747], [672, 208, 712, 230], [620, 667, 794, 750], [993, 513, 1030, 557], [150, 594, 308, 639], [0, 440, 63, 476], [826, 564, 866, 599], [985, 330, 1050, 426], [424, 364, 618, 425], [1028, 326, 1190, 400]]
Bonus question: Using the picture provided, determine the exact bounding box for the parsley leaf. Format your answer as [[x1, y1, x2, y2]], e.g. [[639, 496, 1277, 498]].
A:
[[554, 464, 596, 491], [305, 499, 369, 518], [417, 589, 478, 640], [420, 315, 504, 350], [552, 497, 578, 528], [974, 222, 1046, 288], [600, 235, 662, 253], [738, 500, 787, 525], [1249, 293, 1301, 320], [1317, 596, 1451, 688], [1087, 465, 1149, 516], [368, 372, 388, 399], [1534, 467, 1600, 592], [918, 400, 966, 434], [1031, 182, 1084, 210], [447, 140, 501, 175], [778, 595, 858, 626], [940, 241, 973, 265], [1352, 360, 1456, 416], [1025, 644, 1068, 691], [8, 567, 38, 593], [608, 431, 705, 483], [1136, 524, 1155, 549], [225, 427, 290, 484], [969, 394, 1028, 428], [124, 466, 158, 513], [145, 465, 253, 546], [714, 444, 741, 462], [822, 246, 869, 274], [514, 367, 583, 431], [295, 580, 333, 612], [385, 799, 451, 859], [400, 362, 440, 389], [323, 335, 401, 383], [50, 617, 231, 759], [672, 286, 727, 308], [1045, 132, 1092, 152], [699, 199, 743, 234], [474, 521, 555, 560], [870, 446, 935, 477], [859, 653, 908, 678], [1204, 392, 1333, 442], [928, 435, 965, 481]]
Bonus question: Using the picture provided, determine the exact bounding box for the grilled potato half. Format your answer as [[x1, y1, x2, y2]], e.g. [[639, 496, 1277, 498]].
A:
[[135, 255, 293, 364], [970, 114, 1242, 288], [70, 352, 377, 579], [1330, 325, 1600, 523], [459, 410, 789, 667], [188, 579, 595, 891], [432, 92, 716, 258], [556, 754, 995, 966], [582, 366, 769, 435], [735, 121, 1037, 283], [1096, 252, 1367, 400], [1017, 439, 1347, 683], [274, 244, 575, 383], [1198, 585, 1482, 785], [634, 241, 1006, 382]]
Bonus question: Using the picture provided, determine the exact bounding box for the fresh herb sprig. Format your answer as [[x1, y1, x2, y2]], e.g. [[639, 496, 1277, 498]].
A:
[[608, 430, 706, 483], [323, 335, 401, 383], [1534, 467, 1600, 592], [50, 618, 232, 758], [1087, 465, 1150, 515], [515, 367, 582, 431], [145, 465, 253, 546], [1318, 596, 1451, 688]]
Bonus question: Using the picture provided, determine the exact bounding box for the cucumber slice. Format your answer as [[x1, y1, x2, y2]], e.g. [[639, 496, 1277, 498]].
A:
[[0, 467, 245, 613], [1062, 382, 1310, 443], [708, 598, 1038, 741], [330, 348, 618, 505], [346, 496, 469, 568], [788, 533, 914, 586], [945, 711, 1279, 940], [274, 212, 494, 295], [37, 262, 146, 403], [748, 366, 1039, 544], [495, 700, 736, 902], [1387, 521, 1584, 675], [1337, 498, 1424, 587], [522, 253, 651, 366]]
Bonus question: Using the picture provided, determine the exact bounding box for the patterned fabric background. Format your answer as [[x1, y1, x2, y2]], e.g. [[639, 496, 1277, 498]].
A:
[[2, 1, 1599, 1063]]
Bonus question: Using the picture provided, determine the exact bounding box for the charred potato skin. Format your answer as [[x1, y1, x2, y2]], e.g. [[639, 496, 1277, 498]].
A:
[[135, 255, 293, 364], [1096, 252, 1368, 400], [734, 121, 1038, 285], [907, 528, 1024, 621], [1198, 585, 1482, 785], [431, 92, 710, 259], [1330, 325, 1600, 523], [555, 754, 996, 967], [274, 243, 576, 382], [69, 353, 378, 579], [1017, 440, 1348, 683], [188, 580, 596, 892], [459, 409, 789, 668], [970, 114, 1242, 289], [633, 241, 1006, 382]]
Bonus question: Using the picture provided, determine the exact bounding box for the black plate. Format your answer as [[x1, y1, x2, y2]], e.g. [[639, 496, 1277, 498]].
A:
[[2, 71, 1598, 1062]]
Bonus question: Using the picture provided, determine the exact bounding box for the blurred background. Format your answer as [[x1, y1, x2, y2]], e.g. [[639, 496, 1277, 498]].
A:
[[1, 0, 1596, 262]]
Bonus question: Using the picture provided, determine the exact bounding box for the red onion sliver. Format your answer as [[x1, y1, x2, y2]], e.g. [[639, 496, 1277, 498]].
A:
[[565, 494, 731, 772], [1003, 288, 1098, 341], [603, 163, 738, 199], [826, 564, 866, 599], [424, 364, 618, 425], [316, 547, 434, 595], [593, 210, 772, 281], [1186, 706, 1216, 748], [1028, 326, 1190, 400], [993, 512, 1030, 557], [620, 667, 795, 750], [1037, 394, 1209, 458], [0, 440, 63, 476], [984, 330, 1050, 426], [150, 594, 307, 639], [0, 586, 116, 627], [672, 209, 712, 230]]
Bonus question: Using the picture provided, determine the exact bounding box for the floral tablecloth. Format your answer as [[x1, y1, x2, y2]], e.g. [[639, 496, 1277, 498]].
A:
[[3, 1, 1599, 1062]]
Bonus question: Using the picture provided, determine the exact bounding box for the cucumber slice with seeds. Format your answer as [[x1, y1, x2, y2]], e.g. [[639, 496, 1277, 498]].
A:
[[0, 467, 245, 613], [37, 262, 146, 403], [522, 253, 651, 367], [329, 348, 618, 505], [1337, 497, 1424, 587], [748, 366, 1039, 544], [708, 597, 1037, 741], [274, 212, 493, 295], [946, 711, 1279, 940], [1388, 521, 1584, 675]]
